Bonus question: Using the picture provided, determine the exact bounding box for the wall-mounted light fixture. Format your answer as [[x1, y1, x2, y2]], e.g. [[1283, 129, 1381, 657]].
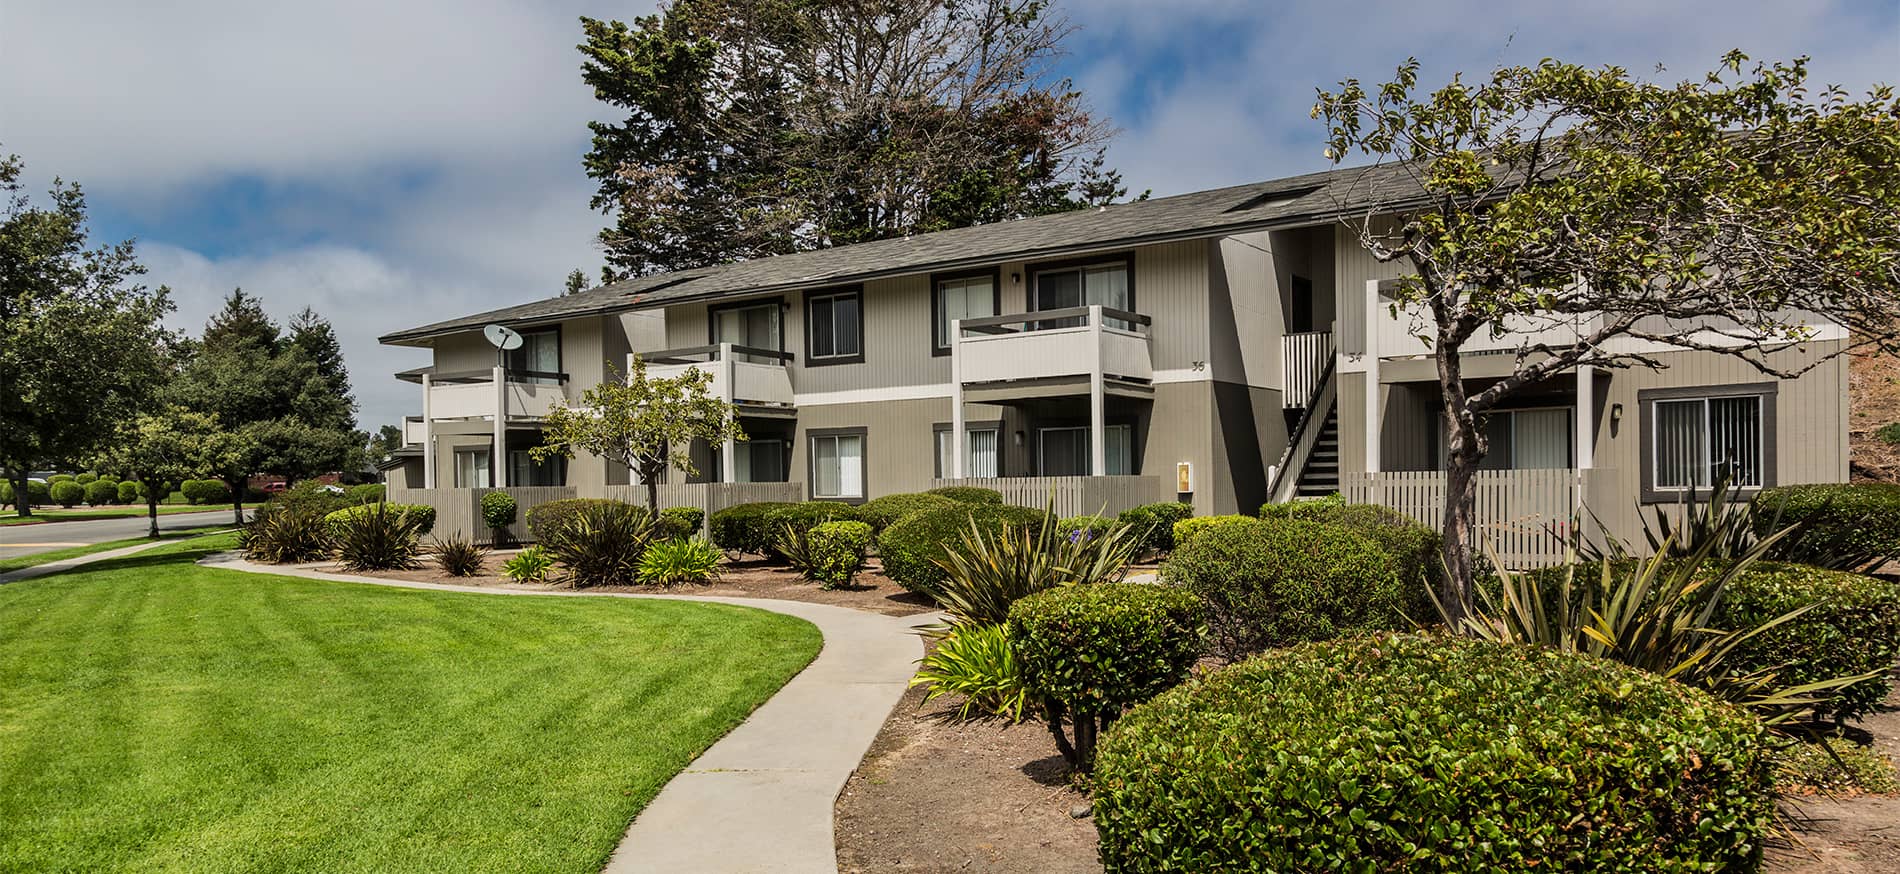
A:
[[1011, 272, 1021, 284], [1610, 402, 1624, 424]]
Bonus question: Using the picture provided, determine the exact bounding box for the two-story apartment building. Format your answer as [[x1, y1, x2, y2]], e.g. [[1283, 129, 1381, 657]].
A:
[[379, 163, 1849, 559]]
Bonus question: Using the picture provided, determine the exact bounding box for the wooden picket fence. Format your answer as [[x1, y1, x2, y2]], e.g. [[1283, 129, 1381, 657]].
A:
[[1339, 469, 1586, 568], [600, 482, 804, 535], [928, 476, 1170, 518]]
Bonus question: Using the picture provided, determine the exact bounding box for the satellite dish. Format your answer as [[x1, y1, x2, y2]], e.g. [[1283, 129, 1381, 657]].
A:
[[484, 324, 524, 351]]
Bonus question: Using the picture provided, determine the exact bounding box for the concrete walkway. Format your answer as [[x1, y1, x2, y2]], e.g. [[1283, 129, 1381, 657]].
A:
[[0, 537, 197, 584], [201, 554, 934, 874]]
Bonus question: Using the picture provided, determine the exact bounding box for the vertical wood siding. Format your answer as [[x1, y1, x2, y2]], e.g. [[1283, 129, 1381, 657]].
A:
[[601, 482, 805, 535]]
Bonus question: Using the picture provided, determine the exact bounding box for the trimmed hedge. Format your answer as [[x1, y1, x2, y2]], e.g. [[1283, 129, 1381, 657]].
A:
[[1056, 514, 1117, 541], [26, 480, 50, 506], [84, 479, 119, 506], [1116, 501, 1193, 554], [1286, 503, 1441, 623], [1169, 514, 1253, 550], [526, 498, 628, 543], [878, 503, 1049, 597], [47, 474, 75, 484], [709, 502, 799, 556], [1723, 561, 1900, 723], [50, 481, 84, 508], [807, 520, 873, 589], [1010, 584, 1206, 717], [323, 502, 437, 535], [75, 472, 98, 485], [659, 506, 705, 539], [180, 479, 231, 505], [1161, 517, 1407, 659], [855, 492, 957, 533], [926, 486, 1004, 504], [1093, 633, 1773, 872], [347, 483, 387, 505], [116, 481, 139, 504], [1754, 483, 1900, 565], [761, 501, 858, 531], [480, 491, 518, 530], [1258, 492, 1346, 519]]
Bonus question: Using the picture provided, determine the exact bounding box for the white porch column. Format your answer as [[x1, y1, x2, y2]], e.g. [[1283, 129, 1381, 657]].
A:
[[719, 342, 737, 483], [1363, 280, 1382, 475], [421, 372, 435, 488], [1576, 365, 1596, 470], [950, 319, 966, 479], [1089, 305, 1107, 477], [625, 352, 635, 381], [492, 365, 507, 488]]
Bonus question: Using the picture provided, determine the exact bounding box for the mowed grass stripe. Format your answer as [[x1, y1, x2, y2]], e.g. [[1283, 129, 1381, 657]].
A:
[[0, 535, 821, 872]]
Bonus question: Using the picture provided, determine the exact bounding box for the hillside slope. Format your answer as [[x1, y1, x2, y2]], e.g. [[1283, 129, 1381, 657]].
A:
[[1851, 349, 1900, 483]]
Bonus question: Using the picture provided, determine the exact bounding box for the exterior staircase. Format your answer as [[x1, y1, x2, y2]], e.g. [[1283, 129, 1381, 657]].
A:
[[1294, 408, 1340, 497]]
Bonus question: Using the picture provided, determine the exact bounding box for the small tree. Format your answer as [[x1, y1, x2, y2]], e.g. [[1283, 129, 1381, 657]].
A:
[[531, 358, 744, 514], [1312, 53, 1900, 616], [99, 407, 230, 538]]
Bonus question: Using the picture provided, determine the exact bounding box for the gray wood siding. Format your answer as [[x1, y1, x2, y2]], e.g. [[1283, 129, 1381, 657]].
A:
[[1334, 221, 1411, 355], [1207, 231, 1277, 388]]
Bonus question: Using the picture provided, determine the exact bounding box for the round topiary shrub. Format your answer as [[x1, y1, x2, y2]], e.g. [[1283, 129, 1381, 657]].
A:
[[708, 502, 799, 556], [806, 519, 874, 589], [926, 485, 1004, 504], [878, 503, 1048, 596], [1116, 501, 1194, 554], [49, 480, 84, 508], [1009, 583, 1206, 769], [1754, 483, 1900, 566], [83, 479, 118, 506], [116, 480, 139, 504], [0, 480, 12, 507], [1092, 633, 1774, 872], [1713, 560, 1900, 724], [26, 480, 50, 506], [324, 502, 436, 535], [480, 490, 519, 530], [855, 492, 957, 533], [74, 472, 98, 485], [526, 498, 629, 543], [180, 479, 232, 506], [1286, 502, 1441, 623], [1161, 517, 1407, 659], [1168, 514, 1253, 551], [47, 474, 75, 484]]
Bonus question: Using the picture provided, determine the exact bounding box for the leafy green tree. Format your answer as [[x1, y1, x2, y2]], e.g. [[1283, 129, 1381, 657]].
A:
[[531, 359, 744, 513], [563, 268, 588, 296], [99, 407, 232, 537], [366, 424, 405, 461], [0, 149, 173, 517], [1313, 53, 1900, 615], [580, 0, 1127, 278]]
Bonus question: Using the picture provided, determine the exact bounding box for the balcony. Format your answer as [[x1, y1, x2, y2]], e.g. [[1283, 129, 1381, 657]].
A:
[[952, 306, 1153, 388], [422, 368, 567, 420], [640, 343, 795, 409]]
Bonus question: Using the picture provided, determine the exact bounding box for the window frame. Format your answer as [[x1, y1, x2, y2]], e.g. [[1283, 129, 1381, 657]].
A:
[[453, 446, 492, 489], [1638, 382, 1777, 503], [803, 286, 865, 366], [1033, 421, 1137, 476], [929, 267, 1003, 356], [1026, 251, 1136, 327], [504, 324, 563, 383], [931, 419, 1004, 478], [705, 296, 787, 356], [806, 427, 869, 502]]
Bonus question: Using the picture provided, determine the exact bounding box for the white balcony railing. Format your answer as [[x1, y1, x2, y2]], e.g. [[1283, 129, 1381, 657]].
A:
[[1281, 330, 1333, 408], [424, 369, 568, 420], [953, 306, 1153, 386], [640, 343, 795, 408], [402, 416, 427, 446]]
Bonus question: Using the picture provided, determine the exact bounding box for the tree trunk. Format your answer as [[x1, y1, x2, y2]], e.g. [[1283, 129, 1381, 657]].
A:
[[1435, 339, 1485, 622], [8, 470, 30, 518], [1043, 699, 1076, 764], [146, 485, 161, 539], [227, 476, 246, 526]]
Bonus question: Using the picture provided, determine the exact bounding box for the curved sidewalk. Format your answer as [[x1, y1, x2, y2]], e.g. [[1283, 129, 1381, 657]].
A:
[[201, 554, 934, 874]]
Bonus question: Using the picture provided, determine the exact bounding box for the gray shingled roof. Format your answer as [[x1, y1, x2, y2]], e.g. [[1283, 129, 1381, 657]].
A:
[[380, 161, 1427, 346]]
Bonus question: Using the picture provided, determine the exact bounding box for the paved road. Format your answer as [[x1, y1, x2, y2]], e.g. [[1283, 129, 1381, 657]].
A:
[[0, 510, 241, 560]]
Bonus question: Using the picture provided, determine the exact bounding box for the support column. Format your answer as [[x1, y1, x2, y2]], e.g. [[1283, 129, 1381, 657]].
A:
[[1089, 305, 1107, 477], [719, 342, 737, 483], [950, 319, 966, 479], [421, 373, 435, 489], [492, 365, 507, 489], [1363, 281, 1382, 475], [1575, 364, 1596, 518]]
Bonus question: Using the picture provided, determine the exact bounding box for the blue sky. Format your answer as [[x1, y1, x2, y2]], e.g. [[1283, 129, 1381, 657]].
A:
[[3, 0, 1894, 428]]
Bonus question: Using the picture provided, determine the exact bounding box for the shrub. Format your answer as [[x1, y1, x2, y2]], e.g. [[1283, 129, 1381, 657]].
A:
[[1878, 421, 1900, 446], [324, 502, 436, 535], [1754, 483, 1900, 567], [1056, 514, 1116, 542], [480, 491, 518, 532], [431, 535, 489, 576], [501, 546, 555, 584], [49, 481, 83, 508], [935, 514, 1145, 626], [657, 506, 705, 540], [1168, 514, 1253, 550], [1009, 584, 1206, 769], [910, 623, 1031, 721], [1715, 561, 1900, 723], [242, 510, 333, 564], [1161, 517, 1407, 659], [708, 502, 797, 556], [1115, 501, 1193, 554], [525, 498, 628, 543], [47, 474, 74, 484], [84, 479, 118, 507], [255, 481, 353, 528], [1257, 492, 1345, 519], [1774, 737, 1900, 796], [116, 480, 139, 504], [26, 480, 49, 506], [1288, 502, 1440, 623], [347, 483, 386, 504], [926, 485, 1003, 504], [805, 520, 873, 589], [878, 503, 1048, 597], [332, 501, 425, 571], [74, 472, 98, 485], [545, 502, 653, 587], [761, 501, 858, 531], [1092, 633, 1773, 872], [180, 479, 231, 505], [855, 492, 957, 533], [0, 480, 11, 506], [637, 537, 724, 586]]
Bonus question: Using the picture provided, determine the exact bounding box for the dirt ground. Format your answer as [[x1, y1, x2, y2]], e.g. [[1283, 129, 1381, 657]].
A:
[[1850, 349, 1900, 483], [1769, 686, 1900, 873], [322, 553, 937, 617]]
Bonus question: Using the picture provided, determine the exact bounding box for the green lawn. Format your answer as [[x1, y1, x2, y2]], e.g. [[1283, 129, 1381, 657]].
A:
[[0, 526, 231, 574], [0, 534, 823, 872], [0, 504, 226, 526]]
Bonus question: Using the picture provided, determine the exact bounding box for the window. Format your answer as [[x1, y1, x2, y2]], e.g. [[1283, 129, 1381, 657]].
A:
[[934, 424, 1000, 478], [1651, 395, 1766, 490], [454, 448, 491, 488], [734, 440, 786, 483], [506, 449, 566, 487], [932, 271, 998, 354], [1031, 256, 1131, 329], [1038, 425, 1133, 476], [710, 299, 781, 364], [809, 431, 865, 499], [505, 327, 560, 384], [806, 288, 863, 363], [1476, 408, 1574, 471]]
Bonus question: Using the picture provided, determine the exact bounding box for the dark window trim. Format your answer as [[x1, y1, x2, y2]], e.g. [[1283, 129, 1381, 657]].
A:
[[1025, 250, 1137, 316], [931, 419, 1004, 478], [929, 267, 1003, 357], [705, 295, 788, 354], [1637, 382, 1778, 503], [505, 323, 562, 380], [803, 285, 865, 366], [452, 444, 495, 488], [1030, 416, 1142, 476], [807, 426, 869, 503]]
